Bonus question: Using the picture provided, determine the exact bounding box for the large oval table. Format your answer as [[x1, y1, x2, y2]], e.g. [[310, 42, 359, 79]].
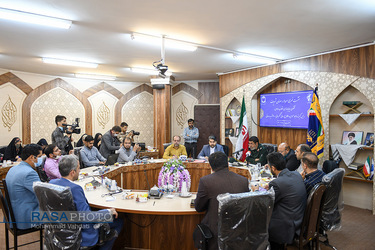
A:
[[77, 161, 252, 250]]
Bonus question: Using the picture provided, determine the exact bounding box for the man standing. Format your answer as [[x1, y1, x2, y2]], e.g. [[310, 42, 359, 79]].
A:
[[99, 126, 122, 159], [51, 115, 73, 155], [163, 135, 187, 159], [80, 135, 107, 167], [278, 142, 300, 171], [266, 152, 306, 249], [195, 151, 249, 250], [5, 144, 43, 229], [183, 118, 199, 158], [50, 155, 122, 249], [197, 135, 224, 160], [118, 137, 141, 162], [300, 152, 326, 196], [119, 122, 134, 141], [44, 144, 62, 180], [246, 136, 268, 165]]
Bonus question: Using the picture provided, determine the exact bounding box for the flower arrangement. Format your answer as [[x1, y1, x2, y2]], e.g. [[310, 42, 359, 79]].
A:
[[158, 159, 191, 193]]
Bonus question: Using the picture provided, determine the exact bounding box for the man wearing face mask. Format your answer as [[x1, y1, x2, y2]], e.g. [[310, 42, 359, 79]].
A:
[[51, 115, 74, 155], [5, 144, 43, 229], [44, 144, 62, 180], [99, 126, 122, 159]]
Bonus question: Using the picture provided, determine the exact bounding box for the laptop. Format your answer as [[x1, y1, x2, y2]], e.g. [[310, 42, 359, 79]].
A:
[[105, 153, 119, 166]]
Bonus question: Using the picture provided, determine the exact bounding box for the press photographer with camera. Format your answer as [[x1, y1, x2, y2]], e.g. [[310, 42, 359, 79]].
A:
[[119, 122, 140, 141], [51, 115, 77, 155]]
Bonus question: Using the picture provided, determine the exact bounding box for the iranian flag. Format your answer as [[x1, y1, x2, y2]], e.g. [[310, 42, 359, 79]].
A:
[[369, 158, 374, 180], [363, 156, 371, 178], [235, 96, 249, 162]]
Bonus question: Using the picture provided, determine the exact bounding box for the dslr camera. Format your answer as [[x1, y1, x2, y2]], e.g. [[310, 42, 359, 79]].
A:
[[63, 118, 81, 134], [130, 130, 140, 136]]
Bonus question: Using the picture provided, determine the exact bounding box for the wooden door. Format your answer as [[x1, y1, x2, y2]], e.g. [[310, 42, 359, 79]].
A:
[[194, 105, 220, 154]]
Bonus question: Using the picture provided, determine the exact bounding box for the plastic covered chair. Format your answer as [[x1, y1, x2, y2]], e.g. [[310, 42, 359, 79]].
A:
[[217, 189, 275, 250], [293, 183, 326, 249], [33, 181, 82, 250], [320, 168, 345, 249], [262, 143, 277, 154]]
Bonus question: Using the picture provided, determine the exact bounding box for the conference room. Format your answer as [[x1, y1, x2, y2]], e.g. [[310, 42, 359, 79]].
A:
[[0, 1, 375, 249]]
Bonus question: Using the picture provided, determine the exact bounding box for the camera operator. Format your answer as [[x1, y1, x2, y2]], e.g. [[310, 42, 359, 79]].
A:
[[51, 115, 74, 155]]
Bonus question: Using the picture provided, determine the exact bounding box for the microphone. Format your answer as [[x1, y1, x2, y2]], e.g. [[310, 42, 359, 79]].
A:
[[232, 148, 244, 155], [143, 169, 151, 193]]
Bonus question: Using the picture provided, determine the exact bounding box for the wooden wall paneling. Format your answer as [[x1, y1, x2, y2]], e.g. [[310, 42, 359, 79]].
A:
[[257, 77, 313, 150], [198, 82, 220, 104], [82, 82, 123, 100], [171, 83, 202, 100], [114, 84, 153, 125], [21, 78, 92, 144], [0, 72, 33, 94], [220, 45, 375, 97], [153, 85, 171, 157]]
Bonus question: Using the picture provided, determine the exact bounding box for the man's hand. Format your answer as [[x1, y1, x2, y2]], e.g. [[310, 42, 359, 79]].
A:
[[99, 161, 105, 165], [204, 156, 208, 161], [133, 144, 141, 152], [109, 208, 118, 218]]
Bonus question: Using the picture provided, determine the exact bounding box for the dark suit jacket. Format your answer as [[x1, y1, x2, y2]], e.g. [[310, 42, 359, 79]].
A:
[[195, 168, 249, 250], [285, 149, 300, 171], [268, 168, 307, 244], [99, 130, 121, 158], [197, 144, 224, 158], [50, 178, 111, 247]]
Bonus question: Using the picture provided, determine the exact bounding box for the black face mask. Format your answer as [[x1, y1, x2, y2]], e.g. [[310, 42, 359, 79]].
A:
[[15, 144, 21, 149]]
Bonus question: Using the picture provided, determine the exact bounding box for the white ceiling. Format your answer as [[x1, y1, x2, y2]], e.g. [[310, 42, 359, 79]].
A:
[[0, 0, 374, 83]]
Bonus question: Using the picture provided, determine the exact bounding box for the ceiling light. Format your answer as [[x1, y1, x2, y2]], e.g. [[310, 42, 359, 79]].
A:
[[233, 53, 277, 64], [131, 67, 172, 76], [0, 7, 72, 29], [75, 73, 116, 81], [131, 33, 197, 51], [42, 58, 98, 68]]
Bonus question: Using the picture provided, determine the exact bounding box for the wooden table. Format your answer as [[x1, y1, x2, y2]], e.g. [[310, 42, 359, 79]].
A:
[[80, 162, 252, 250]]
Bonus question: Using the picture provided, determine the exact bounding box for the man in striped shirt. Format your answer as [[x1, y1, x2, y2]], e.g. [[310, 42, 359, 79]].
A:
[[300, 152, 325, 196]]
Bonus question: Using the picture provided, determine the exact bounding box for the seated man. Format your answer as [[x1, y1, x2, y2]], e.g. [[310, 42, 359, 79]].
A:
[[246, 136, 268, 165], [266, 152, 307, 249], [80, 135, 106, 167], [163, 135, 187, 159], [5, 144, 43, 229], [198, 135, 224, 160], [278, 142, 300, 171], [300, 152, 326, 196], [195, 151, 249, 250], [50, 155, 123, 249], [44, 144, 62, 179], [99, 126, 122, 159], [118, 137, 141, 162], [295, 144, 322, 172]]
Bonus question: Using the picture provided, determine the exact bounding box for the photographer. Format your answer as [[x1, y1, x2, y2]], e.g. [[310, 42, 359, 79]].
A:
[[119, 122, 139, 141], [99, 126, 122, 158], [51, 115, 74, 155]]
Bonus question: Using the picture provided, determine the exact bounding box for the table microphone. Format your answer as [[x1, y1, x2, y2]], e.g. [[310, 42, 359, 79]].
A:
[[232, 148, 244, 155]]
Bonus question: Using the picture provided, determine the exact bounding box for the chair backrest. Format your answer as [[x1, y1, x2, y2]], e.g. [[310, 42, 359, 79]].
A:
[[320, 168, 345, 231], [163, 143, 172, 150], [33, 182, 82, 249], [322, 160, 339, 174], [36, 157, 50, 182], [0, 179, 17, 230], [262, 143, 277, 154], [298, 184, 326, 245], [221, 144, 229, 156], [217, 190, 275, 250]]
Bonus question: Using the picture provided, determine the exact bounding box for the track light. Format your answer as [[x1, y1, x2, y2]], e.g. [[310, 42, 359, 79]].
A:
[[42, 58, 98, 68]]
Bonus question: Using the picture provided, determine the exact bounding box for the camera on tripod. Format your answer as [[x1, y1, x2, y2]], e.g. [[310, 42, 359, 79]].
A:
[[63, 118, 81, 134]]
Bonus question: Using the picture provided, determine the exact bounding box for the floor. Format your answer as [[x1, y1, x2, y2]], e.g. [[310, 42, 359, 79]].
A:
[[1, 205, 374, 249]]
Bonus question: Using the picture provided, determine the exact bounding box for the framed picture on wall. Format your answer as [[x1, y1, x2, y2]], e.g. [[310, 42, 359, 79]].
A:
[[225, 128, 234, 137], [341, 131, 364, 145], [364, 132, 374, 147]]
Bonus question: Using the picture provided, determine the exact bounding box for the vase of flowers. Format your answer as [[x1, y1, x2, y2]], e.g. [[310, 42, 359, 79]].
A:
[[158, 159, 191, 193]]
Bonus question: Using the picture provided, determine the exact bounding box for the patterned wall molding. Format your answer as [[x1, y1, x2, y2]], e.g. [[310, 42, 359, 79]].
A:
[[83, 82, 124, 100], [0, 72, 33, 94], [22, 78, 92, 143], [114, 84, 153, 125], [172, 82, 202, 100]]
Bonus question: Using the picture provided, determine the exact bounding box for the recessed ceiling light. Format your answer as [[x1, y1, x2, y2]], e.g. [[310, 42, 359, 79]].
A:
[[0, 7, 72, 29]]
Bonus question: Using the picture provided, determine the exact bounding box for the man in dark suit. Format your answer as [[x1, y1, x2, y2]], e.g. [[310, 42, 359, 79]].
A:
[[278, 142, 300, 171], [195, 151, 249, 250], [99, 126, 122, 159], [50, 155, 123, 249], [197, 135, 224, 160], [266, 152, 307, 249]]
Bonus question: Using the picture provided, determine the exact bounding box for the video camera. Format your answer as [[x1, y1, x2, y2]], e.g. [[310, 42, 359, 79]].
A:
[[63, 118, 81, 134], [130, 130, 140, 136]]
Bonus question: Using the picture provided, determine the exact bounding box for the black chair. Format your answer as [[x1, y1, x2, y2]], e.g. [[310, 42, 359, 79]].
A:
[[163, 143, 172, 150], [36, 157, 50, 182], [293, 183, 326, 249], [33, 181, 82, 250], [221, 144, 229, 156], [322, 160, 339, 174], [320, 168, 345, 250], [0, 179, 43, 250], [262, 143, 277, 154], [217, 190, 274, 249]]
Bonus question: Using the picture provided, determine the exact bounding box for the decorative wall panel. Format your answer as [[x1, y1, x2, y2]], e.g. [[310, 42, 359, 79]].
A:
[[30, 87, 85, 144], [88, 91, 118, 135], [122, 92, 154, 147], [0, 83, 26, 144]]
